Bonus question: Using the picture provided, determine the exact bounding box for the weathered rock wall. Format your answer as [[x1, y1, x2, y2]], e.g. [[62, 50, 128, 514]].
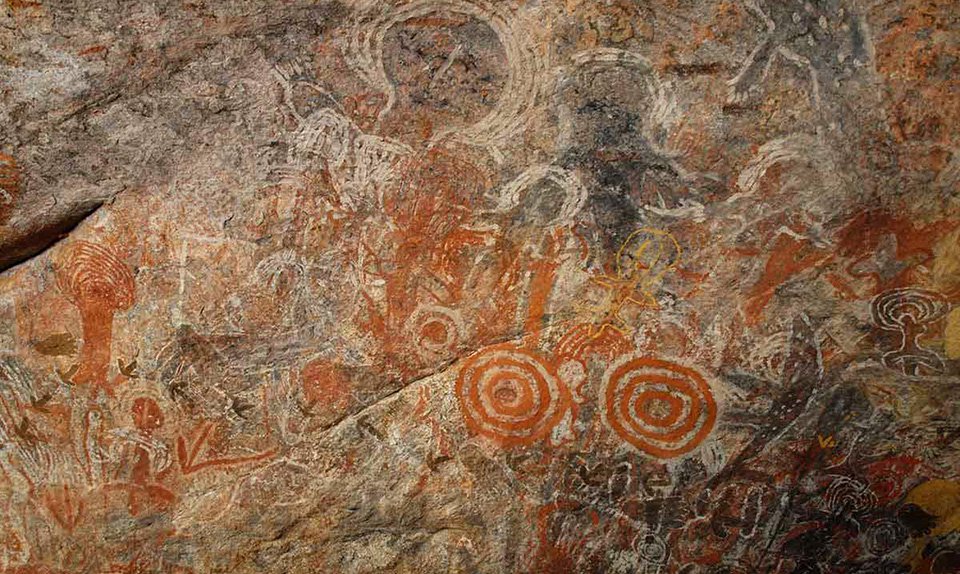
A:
[[0, 1, 958, 572]]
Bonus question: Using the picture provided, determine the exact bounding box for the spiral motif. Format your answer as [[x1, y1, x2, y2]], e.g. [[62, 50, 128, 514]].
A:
[[56, 241, 135, 311], [455, 345, 571, 447], [863, 518, 906, 556], [823, 476, 877, 517], [601, 356, 716, 458], [406, 305, 465, 363], [871, 288, 948, 331], [636, 532, 669, 565]]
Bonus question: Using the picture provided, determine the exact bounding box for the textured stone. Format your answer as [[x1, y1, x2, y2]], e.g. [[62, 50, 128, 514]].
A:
[[0, 1, 958, 573]]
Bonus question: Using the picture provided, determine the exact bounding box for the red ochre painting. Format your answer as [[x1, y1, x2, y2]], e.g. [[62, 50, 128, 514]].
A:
[[0, 0, 958, 572]]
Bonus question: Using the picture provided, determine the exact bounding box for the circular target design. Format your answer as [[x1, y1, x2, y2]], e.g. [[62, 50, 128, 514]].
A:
[[56, 241, 135, 310], [863, 518, 906, 556], [455, 344, 571, 447], [636, 532, 669, 565], [405, 305, 465, 362], [823, 476, 877, 517], [602, 356, 716, 458], [871, 288, 948, 330]]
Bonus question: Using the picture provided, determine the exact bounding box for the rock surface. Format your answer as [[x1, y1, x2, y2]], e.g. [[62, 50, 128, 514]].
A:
[[0, 0, 959, 572]]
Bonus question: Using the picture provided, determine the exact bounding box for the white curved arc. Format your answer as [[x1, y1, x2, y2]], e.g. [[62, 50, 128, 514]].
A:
[[348, 0, 547, 150], [566, 47, 679, 163], [496, 164, 587, 225]]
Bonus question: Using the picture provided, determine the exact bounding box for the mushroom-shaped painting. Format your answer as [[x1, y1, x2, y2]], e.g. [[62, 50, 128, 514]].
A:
[[55, 241, 135, 393]]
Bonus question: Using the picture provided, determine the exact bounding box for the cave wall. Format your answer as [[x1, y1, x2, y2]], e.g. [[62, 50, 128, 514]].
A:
[[0, 0, 959, 572]]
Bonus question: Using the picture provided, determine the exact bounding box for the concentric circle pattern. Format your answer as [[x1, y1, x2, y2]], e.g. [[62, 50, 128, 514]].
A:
[[636, 532, 669, 565], [456, 345, 571, 447], [56, 241, 135, 310], [823, 476, 877, 517], [601, 356, 716, 458], [871, 288, 948, 330], [406, 305, 464, 362]]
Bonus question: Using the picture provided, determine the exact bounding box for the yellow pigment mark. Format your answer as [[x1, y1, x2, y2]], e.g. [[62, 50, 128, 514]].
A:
[[582, 228, 682, 333], [905, 479, 960, 537], [945, 307, 960, 360]]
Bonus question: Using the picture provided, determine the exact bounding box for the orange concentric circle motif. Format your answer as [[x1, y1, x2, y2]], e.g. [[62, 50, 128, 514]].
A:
[[602, 356, 716, 458], [456, 344, 571, 448], [405, 304, 464, 363]]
